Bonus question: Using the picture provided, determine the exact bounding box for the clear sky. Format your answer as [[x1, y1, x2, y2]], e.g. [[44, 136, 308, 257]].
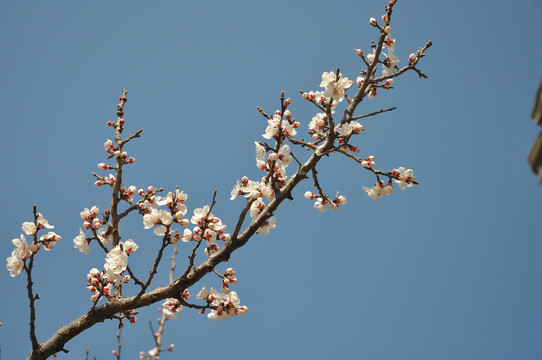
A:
[[1, 0, 542, 359]]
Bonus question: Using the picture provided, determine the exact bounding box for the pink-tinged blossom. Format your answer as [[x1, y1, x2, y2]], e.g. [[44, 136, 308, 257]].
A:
[[12, 234, 38, 259], [97, 226, 113, 247], [352, 121, 364, 133], [103, 246, 128, 282], [250, 198, 266, 218], [320, 71, 353, 102], [175, 188, 188, 203], [36, 213, 54, 230], [336, 195, 348, 205], [335, 123, 353, 137], [314, 198, 328, 212], [262, 115, 281, 139], [22, 222, 37, 236], [383, 50, 399, 76], [309, 113, 328, 133], [362, 183, 394, 202], [384, 35, 396, 51], [196, 287, 247, 321], [257, 217, 276, 236], [162, 298, 183, 320], [409, 53, 418, 64], [73, 228, 90, 254], [356, 76, 365, 87], [392, 167, 416, 190], [123, 239, 138, 254], [40, 232, 61, 251], [191, 206, 211, 226]]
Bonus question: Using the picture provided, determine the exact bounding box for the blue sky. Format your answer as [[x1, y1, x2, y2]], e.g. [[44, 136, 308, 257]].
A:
[[1, 0, 541, 359]]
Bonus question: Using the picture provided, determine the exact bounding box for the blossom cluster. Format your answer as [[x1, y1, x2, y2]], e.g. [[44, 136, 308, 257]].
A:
[[73, 205, 114, 254], [161, 290, 190, 321], [6, 214, 61, 277], [85, 239, 138, 302], [196, 286, 248, 321], [304, 192, 348, 213], [141, 188, 189, 239], [182, 204, 230, 256], [362, 167, 417, 202]]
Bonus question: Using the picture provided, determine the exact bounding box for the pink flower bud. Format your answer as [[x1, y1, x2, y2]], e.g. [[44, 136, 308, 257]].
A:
[[98, 163, 109, 170], [105, 208, 111, 217], [383, 79, 394, 88], [104, 139, 115, 153], [147, 186, 155, 194], [90, 206, 99, 217], [119, 118, 125, 126], [284, 110, 291, 120], [384, 26, 391, 34], [107, 120, 114, 126], [127, 157, 135, 164], [284, 97, 291, 107], [304, 191, 316, 200], [356, 76, 365, 87], [369, 17, 377, 25], [92, 218, 102, 229], [354, 48, 363, 57], [409, 53, 418, 64], [129, 316, 137, 324]]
